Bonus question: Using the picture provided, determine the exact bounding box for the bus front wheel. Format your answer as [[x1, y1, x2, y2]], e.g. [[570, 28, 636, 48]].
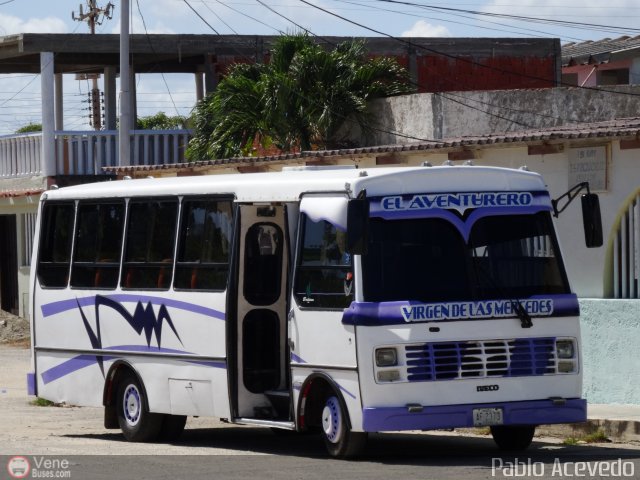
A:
[[116, 372, 163, 442], [320, 394, 367, 458], [490, 425, 536, 451]]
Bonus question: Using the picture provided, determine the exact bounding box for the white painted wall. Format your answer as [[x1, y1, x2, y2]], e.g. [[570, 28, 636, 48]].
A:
[[580, 299, 640, 405]]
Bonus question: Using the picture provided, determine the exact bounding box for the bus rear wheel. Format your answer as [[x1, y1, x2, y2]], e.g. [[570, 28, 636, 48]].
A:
[[320, 394, 367, 458], [490, 425, 536, 451], [116, 372, 163, 442]]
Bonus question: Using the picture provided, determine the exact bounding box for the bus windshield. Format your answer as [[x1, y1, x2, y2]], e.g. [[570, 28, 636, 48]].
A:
[[362, 212, 570, 303]]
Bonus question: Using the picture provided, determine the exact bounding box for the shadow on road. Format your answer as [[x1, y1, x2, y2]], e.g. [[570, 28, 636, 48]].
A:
[[64, 426, 640, 466]]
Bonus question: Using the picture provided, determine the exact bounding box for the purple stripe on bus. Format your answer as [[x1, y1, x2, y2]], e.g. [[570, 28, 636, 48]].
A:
[[41, 294, 225, 320], [290, 352, 306, 364], [338, 383, 357, 400], [371, 205, 550, 242], [40, 345, 226, 384], [105, 344, 191, 355], [184, 360, 227, 369], [362, 398, 586, 432], [26, 372, 37, 396], [342, 294, 580, 326], [290, 353, 356, 399], [41, 354, 115, 384]]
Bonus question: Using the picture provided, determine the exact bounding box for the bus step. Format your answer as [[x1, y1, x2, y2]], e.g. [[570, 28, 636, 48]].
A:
[[235, 418, 296, 430], [264, 389, 291, 419]]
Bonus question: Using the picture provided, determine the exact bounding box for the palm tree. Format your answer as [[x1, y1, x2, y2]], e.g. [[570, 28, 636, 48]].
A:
[[186, 34, 414, 160]]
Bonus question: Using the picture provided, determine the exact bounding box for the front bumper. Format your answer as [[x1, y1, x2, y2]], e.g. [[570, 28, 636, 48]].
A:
[[362, 398, 586, 432]]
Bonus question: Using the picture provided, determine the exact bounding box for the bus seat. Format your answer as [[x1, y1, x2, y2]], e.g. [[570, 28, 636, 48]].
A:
[[125, 268, 136, 288], [94, 259, 114, 288], [94, 268, 104, 288], [157, 259, 173, 289]]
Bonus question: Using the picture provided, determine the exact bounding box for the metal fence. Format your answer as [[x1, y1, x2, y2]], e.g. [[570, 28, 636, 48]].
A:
[[613, 193, 640, 298]]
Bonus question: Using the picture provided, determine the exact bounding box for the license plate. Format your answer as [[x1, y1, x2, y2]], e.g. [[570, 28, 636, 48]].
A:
[[473, 408, 504, 426]]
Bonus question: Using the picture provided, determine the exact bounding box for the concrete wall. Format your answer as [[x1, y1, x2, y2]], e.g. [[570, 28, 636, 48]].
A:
[[580, 299, 640, 405], [360, 85, 640, 144]]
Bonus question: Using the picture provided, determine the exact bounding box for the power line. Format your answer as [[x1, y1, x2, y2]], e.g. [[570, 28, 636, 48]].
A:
[[255, 1, 559, 129], [200, 1, 240, 34], [258, 1, 606, 132], [0, 75, 40, 109], [176, 0, 443, 143], [298, 0, 640, 98], [184, 0, 271, 63], [332, 0, 590, 42], [382, 1, 640, 34], [208, 0, 283, 33], [255, 0, 316, 36], [183, 0, 221, 34], [135, 0, 182, 118]]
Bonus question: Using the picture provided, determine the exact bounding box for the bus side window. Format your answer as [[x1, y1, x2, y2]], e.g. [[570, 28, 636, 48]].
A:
[[294, 215, 353, 309], [121, 199, 178, 290], [70, 201, 125, 289], [37, 202, 75, 288], [175, 198, 233, 291]]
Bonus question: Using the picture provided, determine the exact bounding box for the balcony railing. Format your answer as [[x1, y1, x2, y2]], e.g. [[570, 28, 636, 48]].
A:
[[0, 129, 192, 178], [0, 132, 42, 177]]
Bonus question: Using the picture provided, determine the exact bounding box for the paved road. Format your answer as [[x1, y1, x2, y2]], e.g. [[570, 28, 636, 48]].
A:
[[2, 345, 639, 480], [1, 432, 639, 480]]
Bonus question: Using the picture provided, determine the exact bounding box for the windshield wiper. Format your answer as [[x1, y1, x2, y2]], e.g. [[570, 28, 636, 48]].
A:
[[471, 254, 533, 329], [510, 298, 533, 329]]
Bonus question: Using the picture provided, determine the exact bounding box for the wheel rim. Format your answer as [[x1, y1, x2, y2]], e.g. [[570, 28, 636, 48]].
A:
[[322, 396, 342, 444], [123, 384, 141, 427]]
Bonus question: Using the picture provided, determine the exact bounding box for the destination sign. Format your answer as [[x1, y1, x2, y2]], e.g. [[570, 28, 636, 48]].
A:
[[400, 298, 554, 322], [379, 192, 534, 214]]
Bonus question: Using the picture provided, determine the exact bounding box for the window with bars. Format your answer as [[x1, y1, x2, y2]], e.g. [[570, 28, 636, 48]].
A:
[[612, 193, 640, 298], [21, 212, 37, 267]]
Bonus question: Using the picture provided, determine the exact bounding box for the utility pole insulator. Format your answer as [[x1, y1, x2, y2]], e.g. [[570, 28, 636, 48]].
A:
[[72, 0, 114, 131]]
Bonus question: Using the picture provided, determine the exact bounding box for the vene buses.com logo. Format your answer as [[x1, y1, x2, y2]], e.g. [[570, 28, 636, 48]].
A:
[[7, 456, 30, 479]]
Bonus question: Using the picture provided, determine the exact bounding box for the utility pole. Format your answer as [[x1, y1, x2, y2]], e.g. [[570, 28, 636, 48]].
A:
[[120, 0, 131, 166], [72, 1, 114, 130]]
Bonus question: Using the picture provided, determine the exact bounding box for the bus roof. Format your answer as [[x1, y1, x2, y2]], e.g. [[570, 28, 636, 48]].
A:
[[42, 165, 547, 202]]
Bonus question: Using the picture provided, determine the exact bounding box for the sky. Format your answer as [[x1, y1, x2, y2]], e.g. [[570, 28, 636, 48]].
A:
[[0, 0, 638, 134]]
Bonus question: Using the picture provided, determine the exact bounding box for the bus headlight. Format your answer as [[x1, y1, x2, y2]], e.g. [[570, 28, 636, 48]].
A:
[[375, 347, 398, 367], [556, 339, 575, 359]]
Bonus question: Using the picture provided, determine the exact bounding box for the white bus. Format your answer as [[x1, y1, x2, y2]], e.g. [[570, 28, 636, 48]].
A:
[[28, 165, 602, 457]]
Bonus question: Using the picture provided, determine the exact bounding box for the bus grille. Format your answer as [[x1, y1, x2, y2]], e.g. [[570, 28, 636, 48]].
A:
[[404, 337, 557, 382]]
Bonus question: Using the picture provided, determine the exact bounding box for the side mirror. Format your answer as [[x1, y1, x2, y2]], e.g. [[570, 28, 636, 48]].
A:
[[581, 193, 603, 248], [346, 198, 369, 255]]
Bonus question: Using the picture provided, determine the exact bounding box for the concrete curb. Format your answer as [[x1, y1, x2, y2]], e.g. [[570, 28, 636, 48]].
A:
[[537, 419, 640, 443]]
